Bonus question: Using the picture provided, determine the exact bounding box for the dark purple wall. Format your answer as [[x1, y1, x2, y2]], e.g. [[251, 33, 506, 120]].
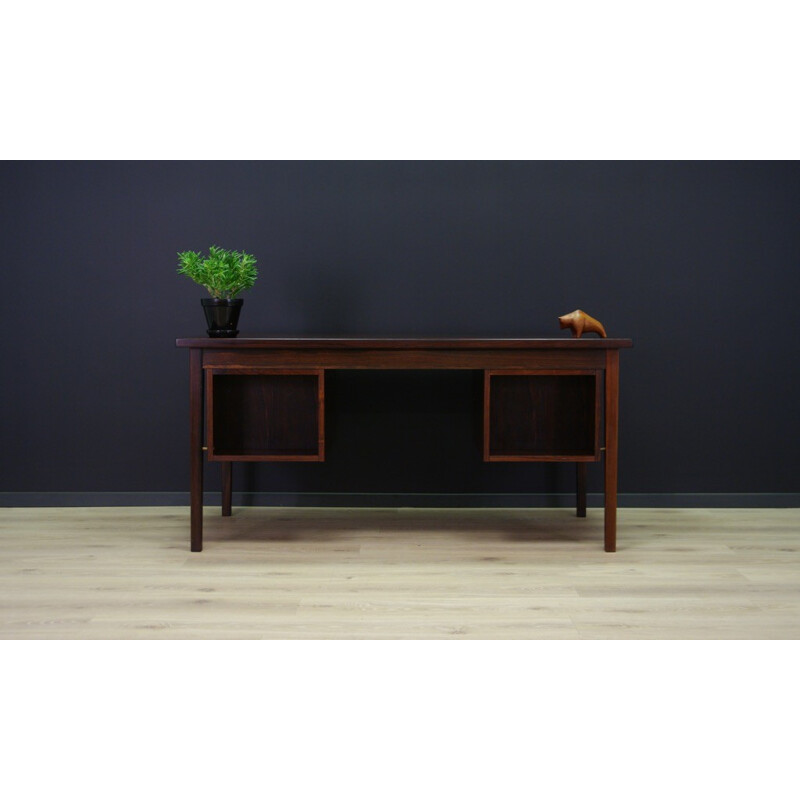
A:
[[2, 161, 798, 502]]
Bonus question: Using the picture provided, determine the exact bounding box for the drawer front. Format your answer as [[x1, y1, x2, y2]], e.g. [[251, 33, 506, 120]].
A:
[[206, 368, 324, 461], [484, 370, 601, 461]]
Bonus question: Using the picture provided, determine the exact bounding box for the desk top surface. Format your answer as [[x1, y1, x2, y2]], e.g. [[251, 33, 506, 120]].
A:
[[176, 337, 632, 349]]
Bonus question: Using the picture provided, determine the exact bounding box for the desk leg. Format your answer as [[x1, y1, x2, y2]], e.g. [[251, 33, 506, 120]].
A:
[[604, 351, 619, 552], [190, 348, 204, 552], [221, 462, 232, 517], [576, 463, 587, 517]]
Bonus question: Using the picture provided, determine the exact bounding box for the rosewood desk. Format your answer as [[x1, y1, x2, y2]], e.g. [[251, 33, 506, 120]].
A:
[[176, 337, 632, 552]]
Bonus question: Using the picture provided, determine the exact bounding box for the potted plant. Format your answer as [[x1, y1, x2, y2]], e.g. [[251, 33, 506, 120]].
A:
[[177, 245, 258, 337]]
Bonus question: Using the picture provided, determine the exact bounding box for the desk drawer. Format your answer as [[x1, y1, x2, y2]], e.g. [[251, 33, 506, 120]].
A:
[[484, 369, 600, 461], [206, 368, 324, 461]]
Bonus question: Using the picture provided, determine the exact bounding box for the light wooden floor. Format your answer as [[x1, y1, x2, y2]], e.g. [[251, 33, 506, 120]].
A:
[[1, 506, 798, 639]]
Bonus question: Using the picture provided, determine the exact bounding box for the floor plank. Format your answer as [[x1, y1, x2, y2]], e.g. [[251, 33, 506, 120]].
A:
[[1, 507, 798, 639]]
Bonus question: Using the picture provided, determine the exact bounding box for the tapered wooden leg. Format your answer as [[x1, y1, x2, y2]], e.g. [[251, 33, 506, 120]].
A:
[[604, 351, 620, 552], [221, 462, 232, 517], [576, 462, 587, 517], [189, 348, 204, 552]]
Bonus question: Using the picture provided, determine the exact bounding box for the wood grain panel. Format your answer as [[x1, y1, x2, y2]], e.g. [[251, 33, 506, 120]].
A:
[[178, 337, 633, 350], [484, 371, 599, 461], [207, 370, 324, 461], [201, 349, 607, 370]]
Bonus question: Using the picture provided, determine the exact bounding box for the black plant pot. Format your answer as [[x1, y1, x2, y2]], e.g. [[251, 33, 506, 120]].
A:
[[201, 298, 243, 338]]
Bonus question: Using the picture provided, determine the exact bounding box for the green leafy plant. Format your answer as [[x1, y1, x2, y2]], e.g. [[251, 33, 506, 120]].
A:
[[177, 245, 258, 299]]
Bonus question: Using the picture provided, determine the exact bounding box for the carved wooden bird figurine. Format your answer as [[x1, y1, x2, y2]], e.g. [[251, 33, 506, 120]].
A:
[[558, 309, 607, 338]]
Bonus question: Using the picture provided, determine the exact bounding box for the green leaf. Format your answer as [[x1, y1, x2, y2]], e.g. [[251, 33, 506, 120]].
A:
[[176, 245, 258, 298]]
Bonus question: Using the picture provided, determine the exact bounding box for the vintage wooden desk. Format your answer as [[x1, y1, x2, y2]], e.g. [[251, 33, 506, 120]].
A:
[[176, 337, 632, 552]]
